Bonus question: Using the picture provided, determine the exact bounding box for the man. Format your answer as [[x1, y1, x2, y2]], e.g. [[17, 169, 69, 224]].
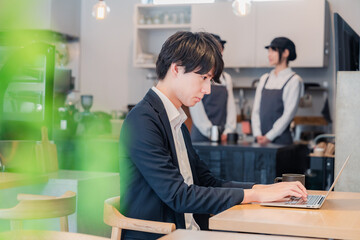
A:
[[120, 31, 307, 240]]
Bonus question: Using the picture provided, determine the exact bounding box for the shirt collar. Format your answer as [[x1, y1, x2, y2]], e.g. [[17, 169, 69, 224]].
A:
[[151, 87, 187, 129], [270, 67, 293, 77]]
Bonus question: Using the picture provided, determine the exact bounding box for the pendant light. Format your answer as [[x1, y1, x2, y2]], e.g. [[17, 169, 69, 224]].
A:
[[92, 0, 110, 20], [232, 0, 252, 17]]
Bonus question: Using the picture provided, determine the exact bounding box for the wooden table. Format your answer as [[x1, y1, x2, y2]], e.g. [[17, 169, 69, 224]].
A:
[[0, 172, 48, 189], [209, 191, 360, 239], [158, 229, 322, 240]]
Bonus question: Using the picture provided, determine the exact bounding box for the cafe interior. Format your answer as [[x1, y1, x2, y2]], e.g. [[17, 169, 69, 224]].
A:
[[0, 0, 359, 239]]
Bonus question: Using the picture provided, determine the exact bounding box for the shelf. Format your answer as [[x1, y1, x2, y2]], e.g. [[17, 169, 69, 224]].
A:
[[136, 4, 191, 8], [233, 86, 327, 92], [233, 86, 256, 90], [134, 3, 192, 68], [136, 24, 191, 29], [305, 87, 327, 91]]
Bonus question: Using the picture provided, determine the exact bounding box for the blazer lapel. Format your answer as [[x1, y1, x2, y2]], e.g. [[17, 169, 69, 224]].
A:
[[144, 89, 179, 168]]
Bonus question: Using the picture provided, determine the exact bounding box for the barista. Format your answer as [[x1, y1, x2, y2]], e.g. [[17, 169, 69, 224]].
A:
[[251, 37, 304, 145], [189, 34, 236, 142]]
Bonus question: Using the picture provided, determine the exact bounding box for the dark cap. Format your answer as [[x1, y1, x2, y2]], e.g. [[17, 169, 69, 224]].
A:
[[211, 33, 227, 49], [265, 37, 297, 61]]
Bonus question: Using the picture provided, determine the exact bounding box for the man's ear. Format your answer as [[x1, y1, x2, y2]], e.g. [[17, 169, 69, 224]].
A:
[[170, 63, 179, 77]]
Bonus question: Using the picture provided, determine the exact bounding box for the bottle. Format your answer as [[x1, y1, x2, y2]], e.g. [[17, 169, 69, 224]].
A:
[[210, 126, 220, 142]]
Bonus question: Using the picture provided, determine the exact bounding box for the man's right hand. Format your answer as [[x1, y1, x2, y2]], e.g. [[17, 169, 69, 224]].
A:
[[242, 182, 308, 204]]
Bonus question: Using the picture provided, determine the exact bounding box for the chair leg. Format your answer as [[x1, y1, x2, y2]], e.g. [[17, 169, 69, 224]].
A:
[[10, 220, 22, 230], [60, 216, 69, 232], [111, 227, 121, 240]]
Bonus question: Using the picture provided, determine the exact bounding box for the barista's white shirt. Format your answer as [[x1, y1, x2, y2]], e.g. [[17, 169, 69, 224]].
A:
[[151, 86, 200, 231], [189, 72, 237, 138], [251, 68, 304, 141]]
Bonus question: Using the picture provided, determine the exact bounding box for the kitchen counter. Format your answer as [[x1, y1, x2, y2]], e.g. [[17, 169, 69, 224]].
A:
[[193, 141, 286, 184], [0, 172, 48, 190], [55, 139, 119, 172], [193, 141, 285, 151]]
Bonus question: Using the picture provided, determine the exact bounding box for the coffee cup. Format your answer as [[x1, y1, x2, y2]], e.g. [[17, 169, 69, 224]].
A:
[[274, 173, 305, 186], [227, 133, 238, 144]]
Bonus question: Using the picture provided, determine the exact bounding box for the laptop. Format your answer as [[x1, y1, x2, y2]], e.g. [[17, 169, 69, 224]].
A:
[[260, 154, 351, 209]]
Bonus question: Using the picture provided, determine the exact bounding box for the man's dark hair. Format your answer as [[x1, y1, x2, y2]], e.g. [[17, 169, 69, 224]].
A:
[[156, 31, 224, 82]]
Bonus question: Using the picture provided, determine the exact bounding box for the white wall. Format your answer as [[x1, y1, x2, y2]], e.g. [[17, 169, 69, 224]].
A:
[[79, 0, 153, 113]]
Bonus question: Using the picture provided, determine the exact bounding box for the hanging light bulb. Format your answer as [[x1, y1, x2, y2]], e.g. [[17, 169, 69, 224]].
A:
[[92, 0, 110, 20], [232, 0, 252, 17]]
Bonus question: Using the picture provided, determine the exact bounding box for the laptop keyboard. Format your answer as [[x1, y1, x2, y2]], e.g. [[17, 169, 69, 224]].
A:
[[285, 195, 323, 205]]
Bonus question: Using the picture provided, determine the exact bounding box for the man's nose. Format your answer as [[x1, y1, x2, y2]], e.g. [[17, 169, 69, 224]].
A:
[[202, 79, 211, 95]]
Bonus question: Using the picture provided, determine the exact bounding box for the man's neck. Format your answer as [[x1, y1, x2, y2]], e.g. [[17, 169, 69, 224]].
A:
[[155, 81, 181, 109]]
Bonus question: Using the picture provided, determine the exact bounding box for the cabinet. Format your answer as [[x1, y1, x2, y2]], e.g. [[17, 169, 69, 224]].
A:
[[0, 0, 80, 37], [191, 2, 256, 67], [134, 0, 328, 68], [133, 4, 191, 68], [254, 0, 328, 67]]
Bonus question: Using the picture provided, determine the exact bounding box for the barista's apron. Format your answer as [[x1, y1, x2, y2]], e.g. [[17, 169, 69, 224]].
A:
[[191, 84, 227, 142], [259, 73, 295, 145]]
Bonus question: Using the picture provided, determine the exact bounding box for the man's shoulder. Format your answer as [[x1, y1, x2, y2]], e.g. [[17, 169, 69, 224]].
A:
[[127, 98, 158, 120], [128, 89, 164, 117]]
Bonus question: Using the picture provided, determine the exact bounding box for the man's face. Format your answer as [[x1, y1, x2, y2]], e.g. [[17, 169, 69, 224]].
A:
[[172, 66, 213, 108]]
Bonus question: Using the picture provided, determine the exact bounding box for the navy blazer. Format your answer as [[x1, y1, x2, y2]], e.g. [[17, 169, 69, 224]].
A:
[[119, 89, 254, 240]]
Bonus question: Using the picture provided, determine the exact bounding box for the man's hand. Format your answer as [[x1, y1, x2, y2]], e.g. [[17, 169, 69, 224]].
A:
[[243, 181, 308, 204]]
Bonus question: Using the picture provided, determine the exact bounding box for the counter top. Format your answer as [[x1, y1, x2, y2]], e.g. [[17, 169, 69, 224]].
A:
[[0, 172, 48, 190], [193, 141, 285, 150]]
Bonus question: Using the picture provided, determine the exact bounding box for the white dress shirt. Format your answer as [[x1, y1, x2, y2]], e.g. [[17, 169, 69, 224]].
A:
[[251, 68, 304, 141], [151, 86, 200, 230], [189, 72, 237, 138]]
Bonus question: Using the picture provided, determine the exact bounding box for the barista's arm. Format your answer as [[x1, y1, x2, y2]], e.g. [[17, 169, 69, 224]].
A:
[[223, 72, 237, 136], [189, 101, 212, 139]]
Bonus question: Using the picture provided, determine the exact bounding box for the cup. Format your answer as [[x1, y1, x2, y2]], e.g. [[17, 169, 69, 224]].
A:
[[81, 95, 93, 113], [210, 125, 219, 142], [227, 133, 238, 144], [274, 173, 305, 186]]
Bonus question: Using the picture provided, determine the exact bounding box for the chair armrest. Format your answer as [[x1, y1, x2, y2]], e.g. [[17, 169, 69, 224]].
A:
[[114, 216, 175, 234], [104, 197, 175, 234]]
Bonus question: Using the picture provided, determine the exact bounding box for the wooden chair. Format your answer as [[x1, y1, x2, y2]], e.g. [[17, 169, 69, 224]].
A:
[[104, 196, 176, 240], [0, 191, 76, 231]]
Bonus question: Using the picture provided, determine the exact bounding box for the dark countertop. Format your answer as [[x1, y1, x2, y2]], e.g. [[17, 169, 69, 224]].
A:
[[193, 141, 286, 151]]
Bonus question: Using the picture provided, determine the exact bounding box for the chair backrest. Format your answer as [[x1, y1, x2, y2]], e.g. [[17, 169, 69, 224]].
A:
[[104, 196, 175, 240], [0, 191, 76, 231]]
